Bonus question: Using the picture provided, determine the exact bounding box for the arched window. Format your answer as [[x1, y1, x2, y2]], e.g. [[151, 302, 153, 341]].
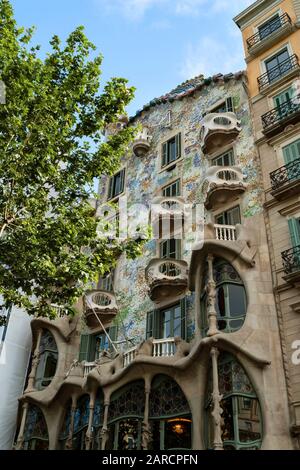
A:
[[201, 259, 247, 334], [23, 405, 49, 450], [149, 375, 192, 451], [35, 330, 58, 390], [106, 380, 145, 450], [205, 352, 262, 450]]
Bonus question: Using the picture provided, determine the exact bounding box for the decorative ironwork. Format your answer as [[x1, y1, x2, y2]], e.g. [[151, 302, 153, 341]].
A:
[[149, 375, 190, 418], [108, 381, 145, 423], [262, 94, 300, 129], [282, 245, 300, 274], [247, 13, 292, 50], [218, 353, 254, 397], [257, 54, 299, 91], [270, 158, 300, 190]]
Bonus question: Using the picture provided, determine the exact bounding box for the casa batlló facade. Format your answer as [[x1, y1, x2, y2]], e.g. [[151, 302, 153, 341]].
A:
[[9, 0, 300, 452]]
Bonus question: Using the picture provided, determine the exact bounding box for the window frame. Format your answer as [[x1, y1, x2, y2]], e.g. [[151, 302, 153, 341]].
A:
[[107, 168, 126, 201], [211, 149, 235, 167], [161, 133, 182, 169], [162, 179, 181, 197]]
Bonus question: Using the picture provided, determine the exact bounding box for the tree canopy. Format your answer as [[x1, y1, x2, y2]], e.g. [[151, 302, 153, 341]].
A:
[[0, 0, 144, 319]]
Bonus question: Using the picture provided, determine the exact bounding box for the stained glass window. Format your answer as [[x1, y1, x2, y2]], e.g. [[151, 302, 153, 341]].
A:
[[35, 330, 58, 390], [108, 381, 145, 423], [93, 390, 104, 428], [205, 352, 262, 450], [59, 400, 72, 440], [73, 395, 90, 434], [149, 375, 190, 418], [23, 405, 48, 450]]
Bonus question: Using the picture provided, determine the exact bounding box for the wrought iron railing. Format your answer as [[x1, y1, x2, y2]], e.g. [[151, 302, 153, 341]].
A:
[[257, 54, 299, 91], [262, 94, 300, 129], [270, 158, 300, 190], [282, 245, 300, 274], [247, 13, 291, 50]]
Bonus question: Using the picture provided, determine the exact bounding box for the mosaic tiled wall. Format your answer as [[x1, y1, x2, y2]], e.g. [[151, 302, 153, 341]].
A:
[[97, 77, 263, 345]]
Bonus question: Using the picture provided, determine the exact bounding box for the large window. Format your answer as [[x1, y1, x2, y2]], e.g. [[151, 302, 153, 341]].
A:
[[288, 217, 300, 248], [162, 133, 181, 168], [282, 138, 300, 164], [265, 48, 291, 84], [205, 353, 262, 450], [146, 299, 186, 340], [107, 169, 125, 200], [212, 149, 234, 167], [79, 327, 118, 362], [201, 259, 247, 334], [159, 239, 181, 259], [208, 97, 234, 115], [215, 206, 241, 226], [98, 271, 114, 292], [258, 14, 281, 41], [35, 330, 58, 391], [162, 179, 181, 197]]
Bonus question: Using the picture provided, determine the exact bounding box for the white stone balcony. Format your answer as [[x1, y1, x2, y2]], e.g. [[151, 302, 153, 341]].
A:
[[214, 224, 237, 241], [123, 337, 176, 368], [204, 166, 246, 209], [132, 127, 152, 157], [145, 258, 188, 301], [200, 112, 241, 154], [84, 290, 118, 328]]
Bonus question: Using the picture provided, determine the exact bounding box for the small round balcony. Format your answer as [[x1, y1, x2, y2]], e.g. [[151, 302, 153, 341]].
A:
[[145, 258, 189, 302], [204, 166, 246, 209], [200, 112, 241, 154], [84, 290, 118, 328], [132, 127, 152, 157]]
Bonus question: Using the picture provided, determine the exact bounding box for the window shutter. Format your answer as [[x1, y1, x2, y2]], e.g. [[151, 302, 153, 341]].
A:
[[283, 139, 300, 164], [162, 142, 168, 167], [175, 239, 181, 259], [146, 311, 154, 339], [120, 168, 125, 194], [108, 325, 118, 352], [180, 298, 187, 341], [153, 310, 160, 339], [108, 177, 113, 200], [79, 334, 91, 362], [88, 335, 97, 362], [226, 97, 233, 113], [175, 133, 181, 160], [288, 218, 300, 248]]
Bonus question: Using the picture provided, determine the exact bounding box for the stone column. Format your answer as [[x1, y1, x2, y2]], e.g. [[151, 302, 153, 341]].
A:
[[142, 382, 152, 450], [210, 347, 223, 451], [194, 264, 202, 338], [65, 395, 77, 450], [100, 400, 110, 450], [206, 255, 219, 337], [85, 393, 95, 450], [25, 329, 42, 392], [15, 402, 29, 450]]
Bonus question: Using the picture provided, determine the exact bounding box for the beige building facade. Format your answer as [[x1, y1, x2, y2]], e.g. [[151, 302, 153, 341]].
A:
[[234, 0, 300, 443]]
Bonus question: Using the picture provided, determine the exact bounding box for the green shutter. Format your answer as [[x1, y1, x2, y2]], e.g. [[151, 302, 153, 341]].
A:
[[79, 334, 91, 362], [283, 139, 300, 164], [120, 168, 125, 194], [108, 325, 118, 352], [153, 310, 160, 339], [226, 97, 233, 112], [274, 87, 293, 107], [108, 177, 113, 200], [88, 335, 97, 362], [146, 311, 154, 339], [175, 133, 181, 160], [180, 298, 187, 341], [162, 142, 168, 167], [175, 239, 181, 259], [288, 218, 300, 248]]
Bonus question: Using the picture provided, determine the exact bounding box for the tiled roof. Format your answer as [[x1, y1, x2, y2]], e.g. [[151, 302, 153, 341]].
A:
[[130, 71, 245, 121]]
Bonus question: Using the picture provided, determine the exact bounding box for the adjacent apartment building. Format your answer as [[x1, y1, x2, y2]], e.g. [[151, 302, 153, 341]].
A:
[[12, 66, 295, 450], [234, 0, 300, 441]]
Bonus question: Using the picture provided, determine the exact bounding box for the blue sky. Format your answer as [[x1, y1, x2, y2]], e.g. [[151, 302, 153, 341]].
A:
[[10, 0, 253, 116]]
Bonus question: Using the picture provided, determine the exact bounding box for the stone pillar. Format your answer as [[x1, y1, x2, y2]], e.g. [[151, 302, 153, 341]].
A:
[[15, 402, 29, 450], [142, 382, 152, 450], [65, 395, 77, 450], [25, 329, 42, 392], [210, 347, 223, 451], [85, 393, 95, 450], [100, 400, 110, 451], [194, 264, 202, 338], [206, 255, 219, 337]]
